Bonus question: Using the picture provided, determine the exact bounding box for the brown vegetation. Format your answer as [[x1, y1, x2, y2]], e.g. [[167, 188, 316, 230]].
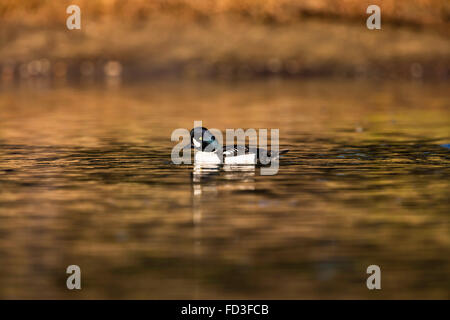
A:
[[0, 1, 449, 80]]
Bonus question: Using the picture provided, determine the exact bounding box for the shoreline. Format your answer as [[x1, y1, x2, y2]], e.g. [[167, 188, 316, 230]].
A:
[[1, 17, 449, 82]]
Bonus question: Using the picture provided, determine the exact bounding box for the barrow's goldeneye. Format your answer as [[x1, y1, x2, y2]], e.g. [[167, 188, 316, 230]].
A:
[[190, 127, 288, 165]]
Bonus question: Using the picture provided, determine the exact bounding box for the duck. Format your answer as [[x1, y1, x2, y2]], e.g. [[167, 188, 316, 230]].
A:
[[190, 127, 288, 165]]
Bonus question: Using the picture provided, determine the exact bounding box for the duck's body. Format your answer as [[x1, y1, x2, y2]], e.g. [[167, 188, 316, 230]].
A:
[[190, 127, 288, 165], [195, 149, 257, 165]]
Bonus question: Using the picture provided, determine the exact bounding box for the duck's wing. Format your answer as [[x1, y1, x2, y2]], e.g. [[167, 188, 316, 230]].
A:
[[222, 145, 289, 160], [222, 145, 250, 157]]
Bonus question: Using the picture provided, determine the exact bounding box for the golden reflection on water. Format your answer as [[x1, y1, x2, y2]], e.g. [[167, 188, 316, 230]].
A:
[[0, 80, 449, 298]]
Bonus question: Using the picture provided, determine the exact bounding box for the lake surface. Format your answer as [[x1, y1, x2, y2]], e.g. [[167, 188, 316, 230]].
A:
[[0, 79, 448, 299]]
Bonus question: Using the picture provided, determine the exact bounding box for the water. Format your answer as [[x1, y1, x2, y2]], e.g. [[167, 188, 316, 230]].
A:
[[0, 79, 449, 299]]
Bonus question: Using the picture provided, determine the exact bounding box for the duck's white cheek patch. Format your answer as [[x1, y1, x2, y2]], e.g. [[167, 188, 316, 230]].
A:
[[193, 139, 201, 148]]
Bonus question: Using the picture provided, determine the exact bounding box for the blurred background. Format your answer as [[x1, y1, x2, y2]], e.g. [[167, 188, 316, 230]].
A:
[[0, 1, 449, 299], [0, 0, 449, 81]]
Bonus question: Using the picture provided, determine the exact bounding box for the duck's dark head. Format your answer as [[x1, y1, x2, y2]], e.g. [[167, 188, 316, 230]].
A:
[[190, 127, 219, 151]]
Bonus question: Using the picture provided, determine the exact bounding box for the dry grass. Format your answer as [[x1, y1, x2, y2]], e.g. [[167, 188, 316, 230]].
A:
[[0, 0, 449, 80], [1, 0, 449, 27]]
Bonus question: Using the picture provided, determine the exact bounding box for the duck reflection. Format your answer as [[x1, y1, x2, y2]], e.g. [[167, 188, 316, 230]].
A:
[[190, 164, 255, 297], [191, 164, 255, 225]]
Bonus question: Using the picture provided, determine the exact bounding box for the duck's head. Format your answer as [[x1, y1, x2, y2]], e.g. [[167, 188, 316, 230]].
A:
[[190, 127, 219, 152]]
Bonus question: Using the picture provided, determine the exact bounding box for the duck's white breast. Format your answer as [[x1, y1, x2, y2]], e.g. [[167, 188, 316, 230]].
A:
[[194, 151, 256, 165], [194, 151, 221, 164]]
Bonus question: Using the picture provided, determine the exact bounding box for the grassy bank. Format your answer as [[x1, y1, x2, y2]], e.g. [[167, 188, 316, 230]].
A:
[[1, 0, 449, 81]]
